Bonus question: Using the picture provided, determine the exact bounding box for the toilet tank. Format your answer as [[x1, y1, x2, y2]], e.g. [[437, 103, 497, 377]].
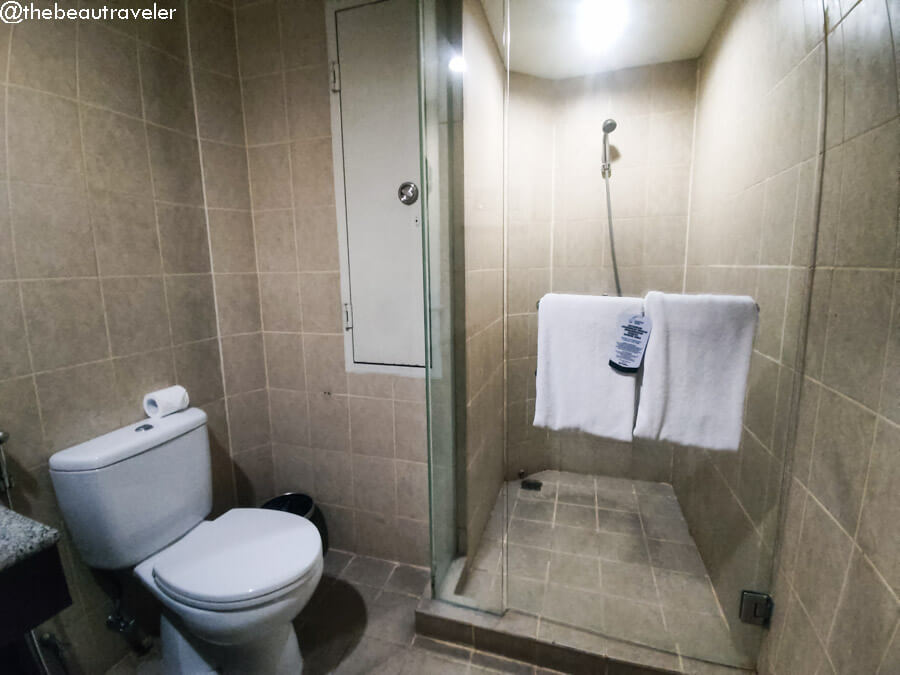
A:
[[49, 408, 212, 570]]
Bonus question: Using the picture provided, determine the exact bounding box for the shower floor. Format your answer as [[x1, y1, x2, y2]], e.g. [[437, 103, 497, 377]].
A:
[[457, 470, 751, 666]]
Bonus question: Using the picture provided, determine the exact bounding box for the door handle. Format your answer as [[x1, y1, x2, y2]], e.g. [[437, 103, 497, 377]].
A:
[[398, 182, 419, 205]]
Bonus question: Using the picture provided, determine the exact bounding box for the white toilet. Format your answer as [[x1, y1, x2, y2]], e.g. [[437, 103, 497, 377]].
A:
[[48, 408, 322, 675]]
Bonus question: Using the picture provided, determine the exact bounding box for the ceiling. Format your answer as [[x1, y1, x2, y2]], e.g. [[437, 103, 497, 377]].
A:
[[481, 0, 729, 80]]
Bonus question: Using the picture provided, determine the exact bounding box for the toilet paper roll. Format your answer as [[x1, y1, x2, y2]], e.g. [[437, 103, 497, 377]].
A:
[[143, 386, 190, 419]]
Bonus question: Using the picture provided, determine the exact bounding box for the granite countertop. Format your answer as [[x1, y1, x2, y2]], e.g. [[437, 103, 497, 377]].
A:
[[0, 504, 60, 572]]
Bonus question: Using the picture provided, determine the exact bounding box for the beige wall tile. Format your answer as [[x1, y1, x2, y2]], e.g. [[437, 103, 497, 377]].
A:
[[259, 273, 301, 332], [208, 209, 257, 274], [299, 272, 341, 333], [165, 274, 218, 344], [102, 276, 170, 357], [269, 388, 309, 445], [826, 548, 898, 674], [138, 0, 188, 59], [296, 204, 340, 271], [248, 144, 293, 208], [285, 66, 331, 139], [835, 118, 899, 268], [821, 269, 893, 410], [394, 400, 427, 463], [264, 332, 306, 391], [77, 22, 141, 117], [157, 203, 211, 274], [236, 0, 282, 78], [21, 279, 109, 371], [808, 389, 876, 533], [188, 0, 239, 78], [10, 183, 95, 279], [272, 443, 315, 496], [312, 447, 352, 505], [856, 420, 900, 594], [352, 455, 395, 515], [194, 70, 245, 145], [254, 209, 297, 272], [9, 11, 76, 96], [222, 332, 267, 395], [0, 282, 30, 377], [308, 392, 349, 451], [349, 396, 394, 457], [35, 361, 121, 452], [216, 273, 262, 336], [277, 0, 327, 69], [8, 88, 82, 188], [89, 191, 161, 277], [139, 45, 195, 134], [242, 74, 288, 145], [841, 0, 898, 139], [303, 333, 346, 394], [173, 338, 224, 405], [201, 141, 251, 210], [290, 137, 334, 207], [232, 444, 274, 506], [147, 125, 204, 205], [81, 106, 153, 197], [0, 376, 45, 469], [227, 389, 270, 452]]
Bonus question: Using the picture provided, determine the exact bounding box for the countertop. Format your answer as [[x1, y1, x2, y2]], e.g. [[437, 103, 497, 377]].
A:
[[0, 504, 60, 572]]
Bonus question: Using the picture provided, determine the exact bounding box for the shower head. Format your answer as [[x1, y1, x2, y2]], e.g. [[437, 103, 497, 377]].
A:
[[601, 118, 617, 177]]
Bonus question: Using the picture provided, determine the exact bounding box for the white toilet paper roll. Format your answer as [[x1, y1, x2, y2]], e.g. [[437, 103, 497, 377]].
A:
[[143, 386, 190, 419]]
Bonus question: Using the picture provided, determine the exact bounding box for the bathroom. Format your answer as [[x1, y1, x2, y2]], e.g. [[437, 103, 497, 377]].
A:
[[0, 0, 896, 673]]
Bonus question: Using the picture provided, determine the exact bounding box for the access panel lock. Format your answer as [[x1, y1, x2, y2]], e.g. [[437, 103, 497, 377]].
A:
[[739, 590, 774, 626]]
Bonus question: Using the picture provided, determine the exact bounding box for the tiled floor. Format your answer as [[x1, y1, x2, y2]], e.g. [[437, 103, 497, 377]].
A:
[[456, 471, 752, 668], [107, 551, 563, 675]]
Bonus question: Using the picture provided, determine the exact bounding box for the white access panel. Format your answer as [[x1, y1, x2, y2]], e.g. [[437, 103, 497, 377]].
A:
[[328, 0, 426, 371]]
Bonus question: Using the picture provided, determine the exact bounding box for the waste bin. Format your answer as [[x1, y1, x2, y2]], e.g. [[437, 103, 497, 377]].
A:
[[260, 493, 329, 555]]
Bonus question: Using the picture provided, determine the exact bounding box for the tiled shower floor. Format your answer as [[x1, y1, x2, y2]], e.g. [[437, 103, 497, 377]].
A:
[[457, 471, 752, 667]]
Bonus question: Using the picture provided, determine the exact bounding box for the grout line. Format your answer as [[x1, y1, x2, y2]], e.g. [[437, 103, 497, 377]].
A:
[[183, 0, 239, 506]]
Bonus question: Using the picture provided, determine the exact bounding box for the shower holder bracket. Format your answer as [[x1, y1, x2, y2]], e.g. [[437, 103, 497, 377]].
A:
[[739, 590, 773, 626]]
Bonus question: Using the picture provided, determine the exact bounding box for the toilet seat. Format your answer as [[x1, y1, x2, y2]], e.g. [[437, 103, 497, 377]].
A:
[[152, 508, 322, 611]]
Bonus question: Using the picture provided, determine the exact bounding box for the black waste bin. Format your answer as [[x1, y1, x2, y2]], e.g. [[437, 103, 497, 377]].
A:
[[261, 493, 329, 555]]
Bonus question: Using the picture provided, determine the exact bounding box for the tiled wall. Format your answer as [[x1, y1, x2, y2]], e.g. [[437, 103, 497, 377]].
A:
[[0, 0, 430, 671], [670, 0, 900, 668], [232, 0, 429, 565], [755, 0, 900, 673], [0, 2, 238, 671], [460, 0, 505, 562], [505, 61, 697, 482]]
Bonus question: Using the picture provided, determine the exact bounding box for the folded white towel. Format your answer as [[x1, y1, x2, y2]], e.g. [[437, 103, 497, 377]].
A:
[[533, 293, 644, 441], [633, 292, 758, 451], [143, 385, 190, 419]]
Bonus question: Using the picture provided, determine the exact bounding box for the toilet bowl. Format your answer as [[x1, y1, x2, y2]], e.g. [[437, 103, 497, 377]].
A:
[[134, 509, 323, 673], [134, 509, 323, 674], [48, 409, 324, 675]]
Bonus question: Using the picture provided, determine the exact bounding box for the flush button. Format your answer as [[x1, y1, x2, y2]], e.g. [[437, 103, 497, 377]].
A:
[[135, 424, 154, 432]]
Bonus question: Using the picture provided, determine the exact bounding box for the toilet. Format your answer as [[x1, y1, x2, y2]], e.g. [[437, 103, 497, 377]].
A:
[[48, 408, 322, 675]]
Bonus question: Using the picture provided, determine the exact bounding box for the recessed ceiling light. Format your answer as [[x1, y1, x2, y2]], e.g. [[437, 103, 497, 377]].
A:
[[578, 0, 628, 52], [449, 55, 467, 73]]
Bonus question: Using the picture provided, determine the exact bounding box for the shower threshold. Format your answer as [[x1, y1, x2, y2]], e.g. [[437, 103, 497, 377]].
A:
[[417, 471, 758, 674]]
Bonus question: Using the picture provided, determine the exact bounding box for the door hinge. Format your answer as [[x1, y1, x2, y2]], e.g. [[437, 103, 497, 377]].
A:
[[739, 590, 773, 626], [343, 302, 353, 331], [330, 60, 341, 92]]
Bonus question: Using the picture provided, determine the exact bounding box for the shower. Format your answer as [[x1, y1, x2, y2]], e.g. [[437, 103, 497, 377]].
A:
[[601, 118, 623, 296]]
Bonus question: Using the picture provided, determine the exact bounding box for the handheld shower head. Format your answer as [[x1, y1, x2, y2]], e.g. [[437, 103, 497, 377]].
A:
[[601, 118, 617, 177]]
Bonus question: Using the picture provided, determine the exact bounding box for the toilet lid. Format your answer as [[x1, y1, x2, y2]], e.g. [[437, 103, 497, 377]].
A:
[[152, 509, 322, 605]]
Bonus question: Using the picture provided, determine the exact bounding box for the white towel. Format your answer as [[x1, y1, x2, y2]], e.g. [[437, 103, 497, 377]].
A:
[[533, 293, 644, 441], [633, 292, 758, 451]]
